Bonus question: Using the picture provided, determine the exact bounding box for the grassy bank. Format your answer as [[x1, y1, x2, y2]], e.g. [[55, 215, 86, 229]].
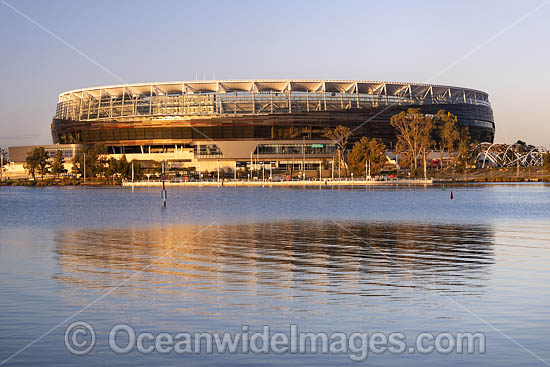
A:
[[430, 167, 550, 183], [0, 178, 122, 186], [2, 167, 549, 187]]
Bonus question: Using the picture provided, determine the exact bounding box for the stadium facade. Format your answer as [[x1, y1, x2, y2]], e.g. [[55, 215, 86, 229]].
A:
[[14, 80, 495, 174]]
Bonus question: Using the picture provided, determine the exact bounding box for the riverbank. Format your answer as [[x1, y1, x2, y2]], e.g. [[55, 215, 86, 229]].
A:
[[0, 178, 121, 187], [1, 177, 548, 187], [122, 179, 433, 188], [1, 169, 549, 187]]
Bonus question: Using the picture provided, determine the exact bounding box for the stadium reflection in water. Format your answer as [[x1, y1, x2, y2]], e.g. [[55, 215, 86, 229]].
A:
[[53, 221, 494, 314]]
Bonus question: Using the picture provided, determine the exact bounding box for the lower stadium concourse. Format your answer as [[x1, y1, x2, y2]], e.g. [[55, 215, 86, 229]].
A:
[[47, 79, 495, 172]]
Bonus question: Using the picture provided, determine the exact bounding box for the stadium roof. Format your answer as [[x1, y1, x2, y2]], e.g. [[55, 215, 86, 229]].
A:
[[58, 80, 489, 102]]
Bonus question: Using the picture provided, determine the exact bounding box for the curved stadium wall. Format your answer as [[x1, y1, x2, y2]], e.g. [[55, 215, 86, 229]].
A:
[[51, 80, 494, 158]]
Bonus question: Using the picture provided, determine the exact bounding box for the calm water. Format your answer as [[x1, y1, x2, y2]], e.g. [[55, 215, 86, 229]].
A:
[[0, 184, 549, 366]]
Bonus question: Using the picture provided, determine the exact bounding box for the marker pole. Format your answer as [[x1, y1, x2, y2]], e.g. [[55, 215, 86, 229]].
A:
[[162, 161, 167, 207]]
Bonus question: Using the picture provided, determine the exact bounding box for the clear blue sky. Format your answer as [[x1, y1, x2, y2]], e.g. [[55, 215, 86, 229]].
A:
[[1, 0, 549, 147]]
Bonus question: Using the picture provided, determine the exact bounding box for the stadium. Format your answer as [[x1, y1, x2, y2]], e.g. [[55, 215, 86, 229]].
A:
[[13, 79, 495, 176]]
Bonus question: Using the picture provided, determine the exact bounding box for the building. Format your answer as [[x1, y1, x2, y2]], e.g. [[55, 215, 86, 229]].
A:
[[8, 144, 81, 163], [4, 144, 80, 179], [12, 80, 496, 176]]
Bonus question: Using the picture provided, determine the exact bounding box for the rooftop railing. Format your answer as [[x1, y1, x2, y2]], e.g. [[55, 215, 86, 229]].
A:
[[55, 90, 491, 121]]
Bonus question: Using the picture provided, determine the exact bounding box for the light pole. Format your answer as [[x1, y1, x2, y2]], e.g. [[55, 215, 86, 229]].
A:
[[250, 151, 253, 180], [161, 161, 167, 208], [83, 152, 86, 183], [368, 160, 371, 179], [302, 136, 306, 179], [338, 150, 341, 179]]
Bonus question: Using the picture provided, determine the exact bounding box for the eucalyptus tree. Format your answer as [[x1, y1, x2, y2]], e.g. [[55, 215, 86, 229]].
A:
[[390, 108, 433, 176]]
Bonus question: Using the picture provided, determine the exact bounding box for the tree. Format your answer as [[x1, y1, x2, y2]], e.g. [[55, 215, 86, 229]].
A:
[[0, 147, 8, 179], [72, 144, 107, 178], [105, 157, 118, 178], [323, 125, 351, 176], [348, 137, 387, 176], [24, 147, 49, 180], [104, 156, 141, 181], [117, 155, 131, 179], [50, 150, 66, 178], [36, 151, 50, 179], [24, 149, 38, 179], [544, 153, 550, 174], [390, 108, 433, 176], [0, 147, 8, 165], [434, 110, 459, 170], [454, 127, 473, 172]]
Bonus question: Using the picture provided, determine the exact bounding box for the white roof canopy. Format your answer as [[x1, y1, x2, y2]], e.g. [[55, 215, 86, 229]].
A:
[[58, 79, 489, 102]]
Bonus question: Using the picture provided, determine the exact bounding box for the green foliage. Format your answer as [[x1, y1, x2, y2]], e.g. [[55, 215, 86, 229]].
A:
[[390, 108, 433, 175], [543, 153, 550, 171], [0, 147, 8, 165], [323, 125, 352, 176], [0, 148, 8, 179], [118, 155, 131, 178], [348, 137, 387, 176], [50, 150, 66, 178], [24, 147, 49, 179], [105, 157, 118, 178], [434, 110, 460, 170], [454, 127, 473, 172], [72, 144, 107, 178], [105, 155, 141, 180]]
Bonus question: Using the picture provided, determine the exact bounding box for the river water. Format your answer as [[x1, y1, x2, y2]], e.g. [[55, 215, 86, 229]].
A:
[[0, 184, 549, 366]]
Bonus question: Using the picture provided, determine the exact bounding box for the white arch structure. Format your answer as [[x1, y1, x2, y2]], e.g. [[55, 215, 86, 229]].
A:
[[474, 142, 547, 168]]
